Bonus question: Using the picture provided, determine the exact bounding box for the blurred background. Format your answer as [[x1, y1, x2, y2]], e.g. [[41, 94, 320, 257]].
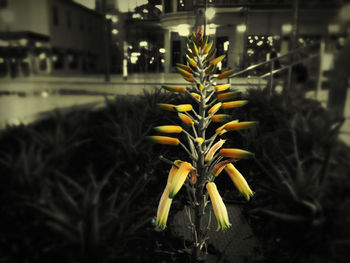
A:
[[0, 1, 350, 262], [0, 0, 349, 143]]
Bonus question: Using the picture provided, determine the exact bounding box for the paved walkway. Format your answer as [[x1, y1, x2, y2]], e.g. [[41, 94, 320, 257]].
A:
[[172, 204, 260, 262], [0, 74, 349, 145]]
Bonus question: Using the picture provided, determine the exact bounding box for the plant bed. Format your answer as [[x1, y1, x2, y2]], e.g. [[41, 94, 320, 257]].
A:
[[0, 88, 349, 262]]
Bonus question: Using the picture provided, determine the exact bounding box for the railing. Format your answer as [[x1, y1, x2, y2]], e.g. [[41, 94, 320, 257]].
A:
[[227, 42, 321, 94]]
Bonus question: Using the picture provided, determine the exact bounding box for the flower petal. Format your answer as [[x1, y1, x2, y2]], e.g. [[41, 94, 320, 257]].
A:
[[169, 162, 193, 198], [154, 125, 183, 134], [175, 104, 193, 112], [206, 182, 231, 231], [225, 163, 253, 200], [219, 148, 255, 159], [222, 100, 248, 109], [205, 139, 226, 162], [208, 102, 222, 115], [148, 136, 180, 146], [162, 85, 186, 93], [178, 113, 194, 126], [217, 91, 240, 101]]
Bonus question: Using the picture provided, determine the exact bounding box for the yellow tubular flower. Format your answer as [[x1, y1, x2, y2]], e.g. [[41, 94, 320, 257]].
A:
[[191, 92, 201, 100], [183, 76, 195, 83], [211, 160, 231, 177], [162, 86, 186, 93], [198, 83, 204, 91], [206, 182, 231, 231], [217, 91, 239, 101], [208, 102, 222, 115], [215, 84, 231, 92], [187, 56, 198, 67], [148, 136, 180, 146], [191, 40, 199, 55], [178, 113, 194, 126], [222, 100, 248, 109], [154, 125, 183, 134], [215, 120, 239, 133], [210, 55, 226, 66], [175, 104, 193, 112], [211, 114, 231, 122], [156, 184, 173, 230], [203, 40, 213, 54], [205, 48, 216, 62], [205, 139, 226, 162], [224, 121, 256, 131], [176, 63, 192, 72], [201, 35, 208, 49], [157, 103, 176, 111], [169, 162, 193, 198], [219, 148, 255, 159], [225, 163, 253, 200], [176, 67, 193, 79], [167, 160, 182, 184], [217, 69, 234, 80], [205, 64, 215, 75]]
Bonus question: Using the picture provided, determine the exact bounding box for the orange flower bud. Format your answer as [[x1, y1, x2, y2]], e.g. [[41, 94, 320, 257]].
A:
[[162, 86, 186, 93], [205, 64, 215, 75], [148, 136, 180, 146], [176, 67, 193, 79], [224, 121, 256, 131], [208, 102, 222, 115], [154, 125, 183, 133], [190, 170, 197, 185], [178, 113, 194, 126], [186, 56, 197, 67], [191, 92, 201, 100], [215, 120, 238, 133], [219, 148, 255, 159], [205, 48, 216, 62], [221, 100, 248, 109], [215, 84, 230, 92], [176, 63, 192, 72], [157, 103, 176, 111], [210, 55, 226, 66], [217, 91, 239, 101], [217, 69, 233, 80], [211, 114, 231, 122], [201, 35, 208, 49], [175, 104, 193, 112], [203, 40, 213, 54]]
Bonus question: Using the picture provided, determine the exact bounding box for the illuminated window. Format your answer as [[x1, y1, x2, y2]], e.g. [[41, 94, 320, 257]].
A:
[[172, 40, 181, 66]]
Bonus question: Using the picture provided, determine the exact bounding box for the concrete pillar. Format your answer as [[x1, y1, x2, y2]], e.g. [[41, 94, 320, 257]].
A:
[[229, 25, 246, 71], [46, 57, 52, 74], [164, 29, 171, 73], [280, 39, 289, 55]]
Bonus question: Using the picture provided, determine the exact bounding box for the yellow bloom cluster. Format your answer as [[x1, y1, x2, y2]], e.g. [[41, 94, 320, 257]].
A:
[[149, 28, 256, 231]]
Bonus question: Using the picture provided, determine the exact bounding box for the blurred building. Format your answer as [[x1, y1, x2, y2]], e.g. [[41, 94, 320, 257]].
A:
[[160, 0, 347, 73], [0, 0, 107, 77], [123, 1, 164, 73]]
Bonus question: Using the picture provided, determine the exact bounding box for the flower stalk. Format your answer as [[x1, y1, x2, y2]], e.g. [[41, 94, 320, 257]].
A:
[[148, 28, 256, 262]]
